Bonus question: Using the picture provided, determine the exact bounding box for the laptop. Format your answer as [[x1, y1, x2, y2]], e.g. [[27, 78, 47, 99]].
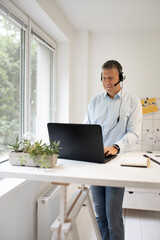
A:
[[47, 123, 117, 164]]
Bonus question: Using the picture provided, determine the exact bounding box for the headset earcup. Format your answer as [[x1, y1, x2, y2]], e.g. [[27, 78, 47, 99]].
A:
[[119, 73, 123, 82]]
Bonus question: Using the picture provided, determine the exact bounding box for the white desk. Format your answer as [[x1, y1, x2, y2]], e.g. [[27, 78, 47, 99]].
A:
[[0, 152, 160, 240], [0, 152, 160, 189]]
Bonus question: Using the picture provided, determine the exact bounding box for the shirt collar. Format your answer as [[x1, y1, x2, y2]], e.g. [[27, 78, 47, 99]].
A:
[[104, 89, 123, 100]]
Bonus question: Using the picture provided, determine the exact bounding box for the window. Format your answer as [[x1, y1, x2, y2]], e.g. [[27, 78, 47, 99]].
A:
[[30, 30, 55, 142], [0, 14, 25, 161], [0, 3, 56, 161]]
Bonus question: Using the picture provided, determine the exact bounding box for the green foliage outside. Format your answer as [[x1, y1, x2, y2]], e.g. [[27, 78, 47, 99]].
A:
[[0, 15, 38, 155], [0, 16, 20, 154], [0, 14, 49, 157]]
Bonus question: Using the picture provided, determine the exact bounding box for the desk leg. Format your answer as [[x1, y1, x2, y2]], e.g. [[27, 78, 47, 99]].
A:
[[61, 222, 72, 240], [86, 194, 102, 240], [61, 221, 80, 240], [51, 184, 68, 240], [51, 219, 61, 240], [70, 222, 80, 240], [51, 184, 102, 240], [60, 185, 67, 225]]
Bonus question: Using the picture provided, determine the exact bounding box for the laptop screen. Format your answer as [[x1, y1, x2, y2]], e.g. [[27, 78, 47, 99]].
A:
[[47, 123, 105, 163]]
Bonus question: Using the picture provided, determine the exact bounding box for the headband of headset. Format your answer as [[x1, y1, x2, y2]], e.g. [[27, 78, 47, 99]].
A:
[[101, 60, 124, 82]]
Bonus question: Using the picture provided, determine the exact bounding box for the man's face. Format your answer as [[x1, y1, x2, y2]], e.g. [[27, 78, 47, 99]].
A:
[[101, 68, 121, 98]]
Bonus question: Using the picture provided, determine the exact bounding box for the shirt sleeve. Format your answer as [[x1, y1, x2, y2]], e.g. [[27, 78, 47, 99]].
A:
[[83, 99, 92, 124], [115, 96, 142, 153], [83, 113, 90, 124]]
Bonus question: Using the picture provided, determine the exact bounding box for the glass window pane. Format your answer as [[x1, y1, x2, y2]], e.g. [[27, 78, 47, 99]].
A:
[[0, 15, 21, 161], [30, 36, 54, 142]]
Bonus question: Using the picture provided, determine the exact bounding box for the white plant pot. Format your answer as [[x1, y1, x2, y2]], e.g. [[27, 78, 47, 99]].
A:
[[9, 152, 58, 168]]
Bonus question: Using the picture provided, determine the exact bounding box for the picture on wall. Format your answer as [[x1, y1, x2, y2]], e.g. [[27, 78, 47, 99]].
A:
[[141, 98, 158, 114]]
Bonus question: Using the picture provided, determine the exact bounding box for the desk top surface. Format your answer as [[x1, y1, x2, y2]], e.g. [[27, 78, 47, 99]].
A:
[[0, 152, 160, 189]]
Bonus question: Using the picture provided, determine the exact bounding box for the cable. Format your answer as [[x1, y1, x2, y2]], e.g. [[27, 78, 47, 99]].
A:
[[105, 81, 123, 139]]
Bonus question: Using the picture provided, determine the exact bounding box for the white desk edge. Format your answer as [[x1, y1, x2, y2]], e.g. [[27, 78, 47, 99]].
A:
[[0, 151, 160, 189]]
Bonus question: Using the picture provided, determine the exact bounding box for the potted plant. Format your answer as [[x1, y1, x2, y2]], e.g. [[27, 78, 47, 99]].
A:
[[9, 137, 61, 168]]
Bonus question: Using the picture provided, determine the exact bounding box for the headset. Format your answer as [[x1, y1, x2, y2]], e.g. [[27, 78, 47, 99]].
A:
[[101, 72, 125, 86], [114, 72, 125, 86], [101, 60, 125, 85]]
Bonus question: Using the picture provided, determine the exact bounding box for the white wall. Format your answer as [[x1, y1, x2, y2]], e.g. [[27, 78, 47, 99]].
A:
[[72, 29, 160, 122], [0, 181, 50, 240], [71, 31, 90, 123], [36, 0, 74, 41], [89, 30, 160, 100]]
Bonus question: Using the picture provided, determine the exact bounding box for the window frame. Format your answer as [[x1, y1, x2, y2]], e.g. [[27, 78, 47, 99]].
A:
[[27, 20, 56, 134], [0, 1, 56, 160]]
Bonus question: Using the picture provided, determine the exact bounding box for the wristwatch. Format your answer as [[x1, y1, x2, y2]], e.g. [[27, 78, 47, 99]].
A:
[[113, 144, 120, 154]]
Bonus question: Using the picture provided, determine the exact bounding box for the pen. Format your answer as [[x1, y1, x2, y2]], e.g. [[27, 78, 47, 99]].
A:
[[143, 154, 160, 165]]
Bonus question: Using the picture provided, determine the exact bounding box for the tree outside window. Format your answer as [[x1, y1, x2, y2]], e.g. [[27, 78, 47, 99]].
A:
[[0, 15, 21, 159]]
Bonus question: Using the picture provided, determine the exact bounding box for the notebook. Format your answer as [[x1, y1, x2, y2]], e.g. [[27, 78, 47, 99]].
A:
[[47, 123, 117, 164], [121, 155, 150, 168]]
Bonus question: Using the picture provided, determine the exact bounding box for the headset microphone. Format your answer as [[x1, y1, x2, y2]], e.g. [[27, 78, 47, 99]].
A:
[[114, 75, 126, 86], [114, 80, 121, 86]]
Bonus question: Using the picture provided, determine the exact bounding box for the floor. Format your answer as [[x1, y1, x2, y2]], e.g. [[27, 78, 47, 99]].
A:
[[88, 209, 160, 240]]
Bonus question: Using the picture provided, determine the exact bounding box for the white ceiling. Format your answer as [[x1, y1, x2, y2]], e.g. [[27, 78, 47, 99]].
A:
[[55, 0, 160, 32]]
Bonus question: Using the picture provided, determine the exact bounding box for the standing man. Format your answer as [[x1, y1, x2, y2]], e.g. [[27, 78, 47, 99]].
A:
[[84, 60, 142, 240]]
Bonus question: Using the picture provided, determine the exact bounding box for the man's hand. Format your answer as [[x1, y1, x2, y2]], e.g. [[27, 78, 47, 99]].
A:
[[104, 146, 118, 156]]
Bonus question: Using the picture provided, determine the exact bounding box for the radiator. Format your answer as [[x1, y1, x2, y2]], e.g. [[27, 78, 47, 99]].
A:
[[37, 185, 60, 240]]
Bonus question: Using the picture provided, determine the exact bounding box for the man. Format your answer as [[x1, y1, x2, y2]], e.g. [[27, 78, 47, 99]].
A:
[[84, 60, 142, 240]]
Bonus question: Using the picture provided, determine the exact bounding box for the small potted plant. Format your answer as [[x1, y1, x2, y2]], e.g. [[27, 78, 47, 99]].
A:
[[9, 137, 61, 168]]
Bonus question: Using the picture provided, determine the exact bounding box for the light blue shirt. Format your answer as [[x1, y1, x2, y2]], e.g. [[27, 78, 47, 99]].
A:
[[84, 90, 142, 153]]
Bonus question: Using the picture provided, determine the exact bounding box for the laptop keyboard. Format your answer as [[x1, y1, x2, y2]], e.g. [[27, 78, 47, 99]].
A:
[[104, 154, 117, 163]]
